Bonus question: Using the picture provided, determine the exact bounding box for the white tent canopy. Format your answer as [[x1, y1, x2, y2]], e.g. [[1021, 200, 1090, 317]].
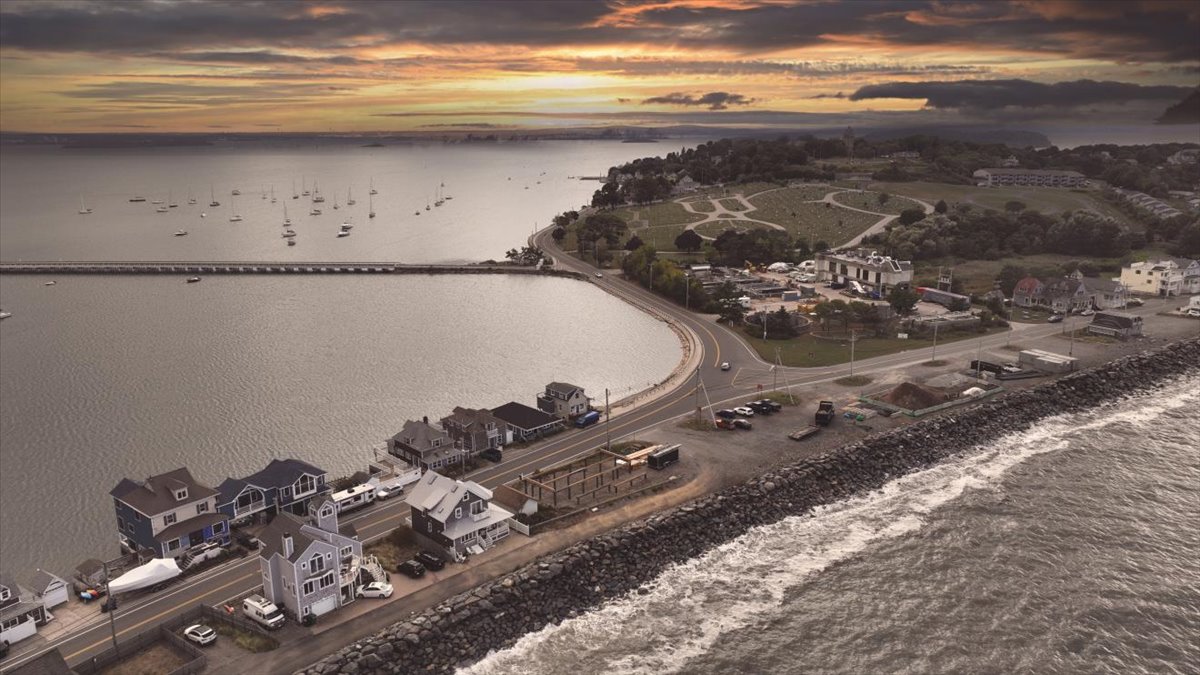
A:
[[107, 558, 181, 593]]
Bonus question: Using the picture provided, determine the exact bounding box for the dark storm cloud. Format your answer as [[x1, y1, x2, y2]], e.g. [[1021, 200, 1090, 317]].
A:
[[642, 92, 755, 110], [1, 1, 1197, 64], [849, 79, 1196, 110], [151, 51, 365, 66]]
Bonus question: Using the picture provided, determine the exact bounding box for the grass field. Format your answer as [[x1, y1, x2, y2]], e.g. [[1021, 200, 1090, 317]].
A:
[[689, 200, 715, 213], [611, 201, 706, 228], [742, 326, 1008, 367], [869, 181, 1127, 221], [911, 252, 1136, 295], [830, 190, 926, 215], [717, 197, 748, 211]]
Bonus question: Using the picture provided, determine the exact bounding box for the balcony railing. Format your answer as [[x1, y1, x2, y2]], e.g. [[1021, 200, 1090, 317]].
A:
[[234, 501, 266, 516]]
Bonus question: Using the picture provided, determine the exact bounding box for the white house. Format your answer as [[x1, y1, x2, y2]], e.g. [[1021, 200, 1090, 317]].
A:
[[1120, 258, 1200, 297], [815, 249, 913, 295], [0, 574, 49, 648], [536, 382, 589, 420], [28, 570, 69, 611], [406, 472, 513, 562], [257, 499, 365, 621]]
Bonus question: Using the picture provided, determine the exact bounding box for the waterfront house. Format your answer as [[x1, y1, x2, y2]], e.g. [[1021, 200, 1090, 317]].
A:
[[1120, 258, 1200, 297], [0, 574, 49, 648], [257, 499, 363, 621], [536, 382, 589, 420], [406, 472, 513, 562], [1086, 311, 1143, 339], [28, 570, 68, 611], [490, 402, 564, 442], [1013, 274, 1126, 312], [217, 459, 328, 524], [110, 468, 230, 559], [388, 418, 466, 471], [440, 407, 509, 454]]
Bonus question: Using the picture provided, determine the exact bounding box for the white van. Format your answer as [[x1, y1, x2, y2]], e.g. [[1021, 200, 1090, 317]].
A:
[[849, 280, 866, 295], [243, 594, 285, 629]]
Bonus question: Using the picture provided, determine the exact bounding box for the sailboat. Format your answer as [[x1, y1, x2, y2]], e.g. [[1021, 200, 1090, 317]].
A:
[[301, 177, 310, 197], [341, 216, 354, 230], [368, 193, 375, 219], [312, 180, 325, 203], [78, 195, 93, 215], [292, 179, 299, 200], [231, 188, 241, 196], [287, 238, 296, 246], [283, 203, 291, 226], [229, 195, 243, 222], [187, 189, 196, 205], [209, 185, 220, 207], [282, 229, 296, 238], [155, 204, 169, 213], [434, 184, 444, 207], [168, 190, 178, 208], [346, 187, 356, 206], [333, 194, 340, 210], [369, 178, 378, 195], [270, 186, 276, 204]]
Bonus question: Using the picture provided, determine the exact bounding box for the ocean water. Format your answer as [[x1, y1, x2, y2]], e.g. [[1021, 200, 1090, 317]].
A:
[[461, 377, 1200, 675], [0, 139, 685, 577]]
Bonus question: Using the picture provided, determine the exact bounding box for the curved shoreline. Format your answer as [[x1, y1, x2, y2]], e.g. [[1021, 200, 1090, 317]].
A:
[[300, 337, 1200, 675]]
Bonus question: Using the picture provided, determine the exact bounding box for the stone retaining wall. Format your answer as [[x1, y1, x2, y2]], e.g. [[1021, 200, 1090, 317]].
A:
[[300, 337, 1200, 675]]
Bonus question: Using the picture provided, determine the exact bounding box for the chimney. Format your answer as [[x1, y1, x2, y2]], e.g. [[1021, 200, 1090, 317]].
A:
[[143, 479, 155, 494], [422, 415, 429, 425], [282, 534, 293, 558]]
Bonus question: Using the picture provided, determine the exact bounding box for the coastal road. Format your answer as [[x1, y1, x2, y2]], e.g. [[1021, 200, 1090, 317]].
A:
[[1, 241, 1170, 672]]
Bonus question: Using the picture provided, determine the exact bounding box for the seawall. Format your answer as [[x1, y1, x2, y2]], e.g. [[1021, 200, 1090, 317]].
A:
[[299, 337, 1200, 675]]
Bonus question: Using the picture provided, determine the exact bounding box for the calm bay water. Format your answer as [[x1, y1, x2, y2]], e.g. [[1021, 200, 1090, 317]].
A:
[[463, 379, 1200, 675], [0, 140, 684, 576]]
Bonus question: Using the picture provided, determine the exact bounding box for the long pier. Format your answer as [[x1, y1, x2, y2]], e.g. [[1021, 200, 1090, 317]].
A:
[[0, 261, 581, 277]]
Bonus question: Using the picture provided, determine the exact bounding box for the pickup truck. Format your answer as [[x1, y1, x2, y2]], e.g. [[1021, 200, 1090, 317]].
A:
[[814, 400, 836, 426]]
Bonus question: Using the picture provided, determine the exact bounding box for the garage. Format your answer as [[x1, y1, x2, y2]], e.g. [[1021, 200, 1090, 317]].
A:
[[309, 594, 337, 617]]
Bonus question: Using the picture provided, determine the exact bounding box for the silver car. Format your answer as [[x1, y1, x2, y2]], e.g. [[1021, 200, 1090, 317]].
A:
[[183, 624, 217, 646]]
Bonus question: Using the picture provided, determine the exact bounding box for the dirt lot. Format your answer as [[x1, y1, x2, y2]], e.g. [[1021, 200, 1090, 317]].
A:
[[97, 642, 186, 675]]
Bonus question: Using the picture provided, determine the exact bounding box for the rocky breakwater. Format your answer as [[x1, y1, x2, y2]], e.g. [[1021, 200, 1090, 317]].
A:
[[300, 337, 1200, 675]]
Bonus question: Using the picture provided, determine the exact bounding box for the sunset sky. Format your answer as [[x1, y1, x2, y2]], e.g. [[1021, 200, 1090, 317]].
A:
[[1, 0, 1197, 133]]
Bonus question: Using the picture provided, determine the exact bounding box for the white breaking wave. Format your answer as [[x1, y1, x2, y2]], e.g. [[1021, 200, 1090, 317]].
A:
[[459, 378, 1200, 675]]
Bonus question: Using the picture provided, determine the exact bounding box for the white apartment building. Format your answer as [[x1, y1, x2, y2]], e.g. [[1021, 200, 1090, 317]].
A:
[[1120, 258, 1200, 297], [972, 168, 1088, 188], [815, 250, 913, 295]]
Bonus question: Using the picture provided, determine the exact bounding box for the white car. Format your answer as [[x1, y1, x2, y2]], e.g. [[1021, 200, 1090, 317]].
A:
[[183, 624, 217, 646], [733, 406, 755, 417], [375, 486, 399, 501], [720, 362, 731, 371], [358, 582, 394, 599], [595, 272, 603, 278]]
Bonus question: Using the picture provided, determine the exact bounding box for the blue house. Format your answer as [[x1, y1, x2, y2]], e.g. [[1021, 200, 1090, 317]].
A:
[[110, 468, 230, 559], [217, 459, 327, 523]]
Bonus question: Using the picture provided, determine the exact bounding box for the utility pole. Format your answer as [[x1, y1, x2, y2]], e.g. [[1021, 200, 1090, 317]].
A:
[[849, 329, 857, 376], [976, 331, 984, 378], [694, 366, 701, 422], [773, 347, 781, 391], [604, 388, 611, 452], [684, 273, 691, 311], [648, 262, 654, 292], [931, 323, 939, 363], [1069, 318, 1076, 357], [103, 560, 118, 652]]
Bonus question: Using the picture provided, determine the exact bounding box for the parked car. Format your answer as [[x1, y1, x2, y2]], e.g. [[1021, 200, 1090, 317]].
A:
[[358, 582, 394, 599], [183, 624, 217, 646], [415, 551, 446, 571], [720, 362, 731, 371], [714, 409, 737, 420], [755, 399, 783, 412], [1047, 314, 1064, 323], [375, 486, 400, 501], [480, 448, 503, 463], [828, 282, 846, 290], [397, 560, 426, 579], [715, 418, 735, 430], [1080, 308, 1095, 316], [733, 406, 755, 417], [1126, 297, 1144, 307], [731, 419, 753, 430], [595, 272, 603, 278], [747, 401, 773, 414]]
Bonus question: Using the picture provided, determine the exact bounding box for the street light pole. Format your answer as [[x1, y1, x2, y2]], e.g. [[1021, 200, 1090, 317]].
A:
[[684, 273, 690, 311], [931, 323, 939, 363], [604, 388, 611, 452], [850, 329, 857, 376]]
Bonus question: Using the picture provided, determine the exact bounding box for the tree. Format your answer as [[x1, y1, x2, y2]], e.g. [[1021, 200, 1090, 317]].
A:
[[1004, 200, 1027, 213], [897, 208, 926, 226], [997, 264, 1028, 296], [877, 192, 891, 208], [813, 240, 830, 252], [504, 246, 543, 266], [675, 229, 704, 253], [551, 227, 566, 242], [887, 286, 919, 315], [934, 199, 948, 214], [624, 235, 644, 251]]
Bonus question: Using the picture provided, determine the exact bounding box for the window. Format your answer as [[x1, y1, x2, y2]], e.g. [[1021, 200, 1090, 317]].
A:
[[196, 502, 209, 514], [2, 617, 20, 630], [297, 474, 316, 495], [426, 521, 433, 533], [471, 501, 485, 516], [301, 605, 311, 616], [0, 587, 9, 602], [310, 555, 325, 573], [133, 512, 142, 522], [340, 546, 352, 558], [163, 513, 177, 526], [454, 508, 462, 519], [462, 494, 469, 502], [126, 522, 135, 534], [212, 521, 226, 534], [117, 516, 126, 531], [303, 579, 316, 596], [166, 538, 181, 552], [174, 488, 188, 501]]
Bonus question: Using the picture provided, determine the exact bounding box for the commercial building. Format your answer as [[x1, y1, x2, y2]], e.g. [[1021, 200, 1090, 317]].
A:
[[815, 250, 912, 295], [972, 168, 1087, 188]]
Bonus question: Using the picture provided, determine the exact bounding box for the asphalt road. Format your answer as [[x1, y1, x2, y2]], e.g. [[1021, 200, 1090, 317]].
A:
[[0, 235, 1171, 673]]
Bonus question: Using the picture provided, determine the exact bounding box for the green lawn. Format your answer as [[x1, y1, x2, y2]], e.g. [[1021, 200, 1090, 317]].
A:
[[743, 327, 1009, 367], [689, 200, 716, 213], [830, 190, 926, 216], [868, 181, 1127, 221], [717, 198, 747, 212], [611, 201, 706, 228], [694, 220, 758, 238], [746, 189, 882, 244], [912, 252, 1138, 295]]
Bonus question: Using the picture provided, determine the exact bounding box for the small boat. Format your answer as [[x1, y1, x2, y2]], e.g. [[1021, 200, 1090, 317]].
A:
[[287, 238, 296, 246], [347, 187, 356, 206], [44, 281, 56, 286], [151, 198, 164, 205], [231, 189, 241, 196], [174, 230, 188, 236], [168, 191, 178, 208], [368, 194, 375, 219], [186, 277, 201, 283], [78, 195, 93, 215], [414, 210, 420, 216], [282, 229, 296, 238], [187, 189, 196, 205], [369, 178, 378, 195], [229, 196, 242, 222], [333, 194, 340, 210], [209, 185, 220, 207], [156, 205, 169, 213], [292, 180, 299, 199], [270, 186, 276, 204], [129, 196, 146, 202], [445, 195, 452, 200], [301, 177, 310, 197], [337, 230, 350, 238], [0, 310, 11, 320], [340, 219, 353, 230], [283, 204, 291, 226], [309, 208, 322, 215], [200, 212, 207, 218]]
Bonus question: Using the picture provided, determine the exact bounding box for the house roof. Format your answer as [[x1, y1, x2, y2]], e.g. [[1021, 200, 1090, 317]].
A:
[[491, 402, 561, 430], [441, 503, 514, 541], [491, 484, 534, 512], [6, 648, 72, 675], [545, 382, 584, 397], [392, 419, 451, 453], [1077, 276, 1123, 293], [441, 406, 502, 431], [0, 598, 44, 622], [76, 559, 104, 578], [1013, 276, 1042, 295], [258, 512, 315, 563], [244, 458, 325, 490], [217, 477, 250, 506], [153, 512, 228, 544], [0, 573, 17, 593], [405, 472, 493, 523], [109, 468, 218, 516], [29, 569, 63, 592]]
